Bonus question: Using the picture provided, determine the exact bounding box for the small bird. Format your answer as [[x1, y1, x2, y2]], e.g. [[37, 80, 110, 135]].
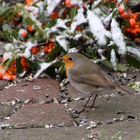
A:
[[63, 52, 132, 113]]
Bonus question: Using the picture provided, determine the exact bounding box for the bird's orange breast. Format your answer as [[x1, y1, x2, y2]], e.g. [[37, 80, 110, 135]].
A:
[[63, 55, 75, 77], [65, 61, 75, 77]]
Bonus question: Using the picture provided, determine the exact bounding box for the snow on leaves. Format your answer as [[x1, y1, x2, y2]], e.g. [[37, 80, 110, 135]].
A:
[[71, 7, 87, 33], [111, 18, 127, 55], [87, 10, 110, 46]]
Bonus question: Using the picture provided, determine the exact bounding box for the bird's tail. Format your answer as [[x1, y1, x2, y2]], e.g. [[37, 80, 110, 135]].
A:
[[115, 83, 134, 95]]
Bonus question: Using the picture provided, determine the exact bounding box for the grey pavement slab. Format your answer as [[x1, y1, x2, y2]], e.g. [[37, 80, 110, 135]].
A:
[[0, 127, 89, 140], [80, 94, 140, 123], [6, 104, 73, 128], [0, 81, 8, 91], [0, 77, 140, 139], [0, 104, 13, 118], [93, 120, 140, 140], [0, 78, 60, 103]]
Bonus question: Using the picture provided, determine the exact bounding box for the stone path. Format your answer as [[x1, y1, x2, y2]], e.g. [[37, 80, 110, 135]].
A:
[[0, 127, 89, 140], [0, 77, 140, 140]]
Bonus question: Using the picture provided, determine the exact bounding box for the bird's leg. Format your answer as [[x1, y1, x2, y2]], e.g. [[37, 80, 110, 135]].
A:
[[76, 95, 93, 114], [89, 94, 98, 108]]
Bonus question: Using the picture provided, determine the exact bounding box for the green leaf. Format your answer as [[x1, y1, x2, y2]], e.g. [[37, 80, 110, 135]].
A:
[[69, 7, 77, 21], [46, 46, 63, 62], [117, 63, 128, 72], [57, 64, 66, 79], [27, 60, 40, 71], [102, 60, 128, 72], [47, 20, 57, 28], [126, 55, 140, 68], [16, 57, 23, 74]]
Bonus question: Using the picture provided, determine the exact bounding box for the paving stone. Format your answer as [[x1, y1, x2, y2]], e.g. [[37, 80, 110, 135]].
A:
[[0, 80, 8, 91], [80, 94, 140, 123], [93, 120, 140, 140], [0, 127, 89, 140], [0, 78, 60, 103], [0, 104, 13, 118], [7, 104, 73, 128], [68, 83, 140, 123]]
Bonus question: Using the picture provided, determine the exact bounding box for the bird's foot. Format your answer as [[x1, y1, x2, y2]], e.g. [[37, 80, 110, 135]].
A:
[[75, 94, 98, 114], [75, 107, 86, 114], [75, 105, 99, 114], [86, 94, 98, 109]]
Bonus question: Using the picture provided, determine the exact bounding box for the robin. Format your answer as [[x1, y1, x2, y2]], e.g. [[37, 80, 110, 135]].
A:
[[63, 52, 132, 113]]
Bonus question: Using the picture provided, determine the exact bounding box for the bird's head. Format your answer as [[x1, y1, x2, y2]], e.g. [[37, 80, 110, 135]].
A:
[[63, 52, 87, 63], [63, 52, 87, 76]]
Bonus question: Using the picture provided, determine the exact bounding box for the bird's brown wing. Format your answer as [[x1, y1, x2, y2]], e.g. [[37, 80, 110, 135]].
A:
[[69, 64, 115, 89]]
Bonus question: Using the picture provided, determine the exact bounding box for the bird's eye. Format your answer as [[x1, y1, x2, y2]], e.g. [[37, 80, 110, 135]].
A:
[[68, 57, 72, 61]]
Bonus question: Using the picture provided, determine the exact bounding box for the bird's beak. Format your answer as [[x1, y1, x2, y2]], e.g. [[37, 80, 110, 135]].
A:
[[62, 55, 69, 62]]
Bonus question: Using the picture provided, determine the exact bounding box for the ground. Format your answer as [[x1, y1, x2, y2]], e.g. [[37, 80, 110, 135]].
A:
[[0, 72, 140, 140]]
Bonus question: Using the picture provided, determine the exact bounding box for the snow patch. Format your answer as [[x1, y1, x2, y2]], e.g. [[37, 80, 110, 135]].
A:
[[127, 47, 140, 59], [46, 0, 61, 16], [56, 35, 69, 51], [87, 10, 110, 46], [71, 8, 87, 32], [34, 60, 57, 78], [111, 18, 127, 55], [110, 49, 117, 71], [22, 41, 36, 58]]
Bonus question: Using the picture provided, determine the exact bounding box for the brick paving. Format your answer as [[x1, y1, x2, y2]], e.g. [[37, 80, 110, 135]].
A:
[[0, 127, 90, 140], [0, 77, 140, 139], [0, 80, 8, 91], [0, 78, 73, 128], [0, 78, 60, 102], [7, 104, 73, 128]]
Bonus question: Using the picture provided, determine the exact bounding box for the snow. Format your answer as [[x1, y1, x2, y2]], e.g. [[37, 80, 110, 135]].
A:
[[87, 10, 110, 46], [45, 19, 69, 34], [92, 0, 102, 8], [34, 60, 57, 78], [127, 47, 140, 60], [117, 0, 124, 3], [71, 7, 87, 32], [70, 0, 83, 6], [111, 18, 127, 55], [22, 41, 36, 58], [93, 8, 102, 17], [46, 0, 61, 16], [97, 49, 106, 60], [56, 35, 69, 51], [103, 12, 113, 28], [3, 52, 13, 61], [25, 6, 39, 18], [74, 33, 82, 40], [4, 43, 14, 52], [110, 49, 117, 71], [36, 1, 44, 13], [55, 19, 69, 29], [29, 13, 42, 27], [68, 48, 78, 53]]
